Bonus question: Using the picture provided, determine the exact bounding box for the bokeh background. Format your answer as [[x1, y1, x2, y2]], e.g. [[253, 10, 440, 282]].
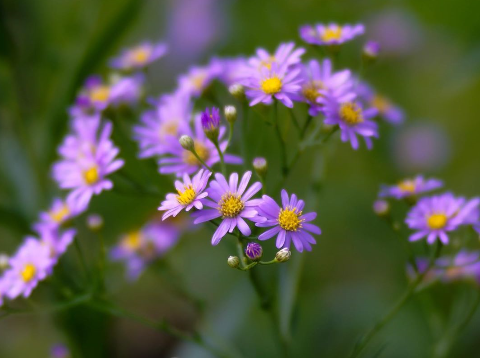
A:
[[1, 0, 480, 357]]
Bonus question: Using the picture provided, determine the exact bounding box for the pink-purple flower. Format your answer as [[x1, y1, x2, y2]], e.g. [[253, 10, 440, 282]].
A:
[[110, 41, 168, 70], [358, 82, 404, 125], [299, 23, 365, 46], [177, 62, 222, 98], [33, 197, 82, 235], [192, 171, 262, 245], [379, 176, 443, 200], [255, 190, 321, 252], [248, 42, 305, 71]]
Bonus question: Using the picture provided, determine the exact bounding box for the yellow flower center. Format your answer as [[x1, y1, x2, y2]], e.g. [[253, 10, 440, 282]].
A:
[[131, 47, 150, 65], [49, 205, 70, 223], [398, 180, 416, 193], [321, 26, 343, 42], [260, 55, 276, 70], [219, 193, 244, 218], [339, 102, 364, 125], [83, 166, 99, 185], [182, 142, 210, 166], [177, 185, 196, 205], [191, 73, 207, 91], [159, 121, 179, 140], [302, 80, 325, 102], [278, 207, 303, 231], [261, 76, 282, 95], [123, 231, 143, 251], [427, 213, 447, 230], [21, 263, 36, 282], [90, 86, 110, 103], [371, 95, 391, 114]]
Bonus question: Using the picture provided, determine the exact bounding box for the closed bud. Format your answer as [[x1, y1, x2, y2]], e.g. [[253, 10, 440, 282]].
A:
[[201, 107, 220, 143], [253, 157, 267, 178], [275, 248, 291, 263], [373, 199, 390, 217], [87, 214, 104, 231], [179, 135, 195, 151], [363, 40, 380, 62], [229, 84, 245, 100], [224, 105, 237, 124], [0, 253, 9, 270], [245, 242, 263, 261], [227, 256, 240, 268]]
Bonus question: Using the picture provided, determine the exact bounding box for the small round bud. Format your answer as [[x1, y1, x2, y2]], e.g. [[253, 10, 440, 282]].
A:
[[227, 256, 240, 268], [0, 253, 9, 270], [245, 242, 263, 261], [253, 157, 267, 178], [224, 105, 237, 124], [229, 84, 245, 100], [373, 200, 390, 217], [275, 248, 291, 263], [87, 214, 104, 231], [179, 135, 195, 151], [363, 40, 380, 62]]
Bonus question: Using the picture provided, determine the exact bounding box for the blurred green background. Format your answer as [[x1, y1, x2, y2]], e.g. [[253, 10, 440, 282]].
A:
[[1, 0, 480, 357]]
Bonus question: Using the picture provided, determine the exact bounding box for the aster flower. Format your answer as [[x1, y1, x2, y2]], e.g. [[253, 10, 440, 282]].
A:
[[248, 42, 305, 71], [363, 40, 381, 60], [50, 344, 70, 358], [158, 114, 241, 176], [110, 221, 179, 280], [108, 73, 145, 107], [299, 23, 364, 46], [177, 62, 222, 98], [4, 238, 54, 299], [245, 242, 263, 260], [436, 251, 480, 283], [133, 91, 192, 158], [33, 197, 84, 235], [379, 176, 443, 200], [213, 57, 250, 86], [158, 169, 211, 219], [110, 41, 168, 70], [201, 107, 220, 142], [192, 171, 262, 245], [255, 190, 321, 252], [69, 76, 112, 116], [243, 63, 303, 108], [321, 95, 378, 150], [406, 193, 480, 244], [358, 82, 404, 124], [40, 228, 76, 265], [52, 116, 124, 211]]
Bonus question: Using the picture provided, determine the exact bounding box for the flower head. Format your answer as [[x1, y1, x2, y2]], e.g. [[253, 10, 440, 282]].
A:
[[177, 62, 222, 98], [379, 176, 443, 200], [245, 242, 263, 261], [110, 41, 168, 70], [69, 76, 112, 116], [248, 42, 305, 71], [363, 40, 381, 60], [299, 23, 364, 46], [255, 190, 321, 252], [50, 344, 70, 358], [201, 107, 221, 142], [192, 171, 263, 245], [33, 197, 84, 235], [358, 82, 404, 125]]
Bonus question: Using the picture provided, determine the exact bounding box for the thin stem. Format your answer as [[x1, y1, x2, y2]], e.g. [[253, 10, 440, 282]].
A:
[[214, 141, 227, 176], [225, 122, 234, 152], [300, 115, 313, 138], [191, 148, 214, 172], [289, 109, 301, 134], [97, 231, 106, 291], [74, 238, 89, 282], [273, 100, 288, 177], [241, 102, 249, 169]]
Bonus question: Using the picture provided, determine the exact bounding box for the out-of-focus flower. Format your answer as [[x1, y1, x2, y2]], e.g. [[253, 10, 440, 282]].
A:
[[192, 171, 262, 245], [158, 169, 211, 219], [158, 115, 241, 176], [177, 62, 222, 98], [40, 228, 76, 265], [373, 199, 390, 217], [299, 23, 364, 46], [0, 254, 9, 270], [379, 176, 443, 200], [245, 242, 263, 261], [50, 343, 70, 358], [214, 57, 249, 87], [52, 116, 124, 211], [201, 107, 221, 142], [87, 214, 104, 231], [108, 73, 145, 106], [110, 41, 168, 70], [248, 42, 305, 71], [133, 91, 192, 158], [224, 105, 237, 124], [253, 157, 268, 178], [110, 221, 180, 280], [363, 40, 380, 61], [4, 238, 54, 299], [229, 84, 246, 100], [0, 276, 10, 307], [358, 82, 404, 125], [33, 197, 84, 235], [256, 190, 321, 252], [243, 63, 303, 108], [406, 193, 480, 244], [437, 251, 480, 283]]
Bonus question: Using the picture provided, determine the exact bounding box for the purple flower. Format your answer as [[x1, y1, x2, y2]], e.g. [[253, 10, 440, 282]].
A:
[[213, 57, 250, 86], [110, 41, 168, 70], [201, 107, 221, 140], [177, 61, 222, 98], [69, 75, 112, 116], [40, 228, 76, 265], [379, 176, 443, 200], [192, 171, 262, 245], [110, 221, 180, 280], [33, 197, 83, 235], [299, 23, 364, 46], [109, 73, 145, 106], [245, 242, 263, 260], [248, 42, 305, 71], [406, 193, 480, 244], [255, 190, 321, 252], [52, 116, 124, 211], [50, 344, 70, 358], [243, 63, 303, 108], [358, 82, 404, 125], [158, 114, 242, 176], [363, 40, 381, 59], [436, 251, 480, 283], [158, 169, 211, 219], [321, 96, 378, 150], [4, 238, 54, 299]]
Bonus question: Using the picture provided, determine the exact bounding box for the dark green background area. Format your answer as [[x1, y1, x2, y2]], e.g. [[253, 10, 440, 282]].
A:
[[1, 0, 480, 357]]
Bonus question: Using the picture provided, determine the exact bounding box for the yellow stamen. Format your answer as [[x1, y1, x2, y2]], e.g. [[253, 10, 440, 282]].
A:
[[83, 166, 99, 185], [90, 86, 110, 103], [177, 185, 196, 205], [130, 47, 150, 65], [21, 263, 36, 282], [159, 121, 179, 140], [261, 77, 282, 95], [339, 102, 364, 125], [191, 73, 207, 91], [123, 231, 143, 251], [49, 205, 70, 223], [398, 180, 416, 193], [182, 142, 210, 166], [371, 95, 391, 114], [427, 213, 447, 230], [321, 26, 343, 42], [302, 80, 325, 102], [278, 207, 303, 231], [219, 193, 244, 218]]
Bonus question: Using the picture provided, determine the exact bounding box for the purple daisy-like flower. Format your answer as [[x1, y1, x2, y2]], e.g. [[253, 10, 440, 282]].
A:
[[248, 42, 305, 71], [40, 228, 76, 265], [255, 190, 321, 252], [243, 63, 303, 108], [110, 41, 168, 70], [4, 238, 54, 299], [133, 91, 192, 158], [379, 176, 443, 200], [69, 75, 112, 116], [177, 61, 222, 98], [245, 242, 263, 260], [213, 57, 250, 86], [321, 94, 378, 150], [299, 23, 365, 46], [158, 113, 242, 176], [110, 221, 180, 281], [358, 82, 404, 125], [192, 171, 262, 245], [436, 251, 480, 283], [33, 197, 84, 235], [363, 40, 381, 59], [406, 193, 480, 245], [108, 73, 145, 107], [201, 107, 220, 140], [52, 116, 124, 211], [158, 169, 211, 219]]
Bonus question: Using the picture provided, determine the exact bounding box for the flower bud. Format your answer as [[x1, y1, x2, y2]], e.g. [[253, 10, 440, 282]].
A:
[[253, 157, 267, 178], [179, 135, 195, 151], [87, 214, 104, 231], [0, 253, 9, 270], [245, 242, 263, 261], [229, 84, 245, 100], [363, 40, 380, 62], [275, 248, 291, 263], [224, 105, 237, 124], [201, 107, 220, 143], [227, 256, 240, 268], [373, 199, 390, 217]]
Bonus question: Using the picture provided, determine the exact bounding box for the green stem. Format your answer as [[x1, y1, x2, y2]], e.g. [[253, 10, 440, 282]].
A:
[[191, 148, 214, 172], [97, 231, 106, 291], [241, 102, 249, 169], [273, 100, 288, 178], [300, 115, 313, 138], [289, 109, 301, 134], [225, 122, 234, 152], [214, 141, 227, 176], [74, 238, 89, 282]]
